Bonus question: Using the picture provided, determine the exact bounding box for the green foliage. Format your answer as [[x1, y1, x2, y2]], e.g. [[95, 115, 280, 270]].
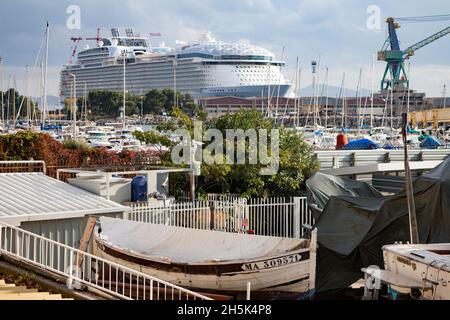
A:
[[0, 131, 41, 160], [144, 89, 167, 114], [84, 89, 199, 117], [1, 89, 39, 119], [166, 108, 319, 197], [62, 139, 90, 152], [133, 130, 173, 147]]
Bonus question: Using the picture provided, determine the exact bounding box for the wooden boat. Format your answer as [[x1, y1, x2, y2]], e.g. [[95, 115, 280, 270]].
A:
[[93, 217, 317, 293]]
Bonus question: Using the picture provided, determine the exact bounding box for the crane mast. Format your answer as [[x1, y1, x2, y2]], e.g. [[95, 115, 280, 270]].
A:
[[378, 15, 450, 91]]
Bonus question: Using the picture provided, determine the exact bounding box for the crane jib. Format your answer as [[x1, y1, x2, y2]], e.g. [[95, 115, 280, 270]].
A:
[[406, 26, 450, 54]]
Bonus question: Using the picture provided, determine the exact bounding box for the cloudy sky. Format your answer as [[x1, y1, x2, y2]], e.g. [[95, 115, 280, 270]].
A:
[[0, 0, 449, 98]]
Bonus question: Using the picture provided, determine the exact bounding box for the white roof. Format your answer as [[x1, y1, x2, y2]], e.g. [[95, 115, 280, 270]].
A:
[[0, 173, 128, 226], [180, 41, 275, 58]]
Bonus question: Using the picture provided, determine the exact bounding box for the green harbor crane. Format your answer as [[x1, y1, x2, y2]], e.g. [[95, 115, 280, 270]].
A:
[[378, 14, 450, 91]]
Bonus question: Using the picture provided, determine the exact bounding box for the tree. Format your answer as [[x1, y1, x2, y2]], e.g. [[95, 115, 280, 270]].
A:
[[144, 89, 167, 114], [161, 88, 176, 112], [166, 108, 319, 197], [133, 130, 174, 158], [88, 90, 122, 116]]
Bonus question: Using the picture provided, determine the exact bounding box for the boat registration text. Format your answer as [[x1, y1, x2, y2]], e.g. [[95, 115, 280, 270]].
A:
[[241, 252, 306, 271]]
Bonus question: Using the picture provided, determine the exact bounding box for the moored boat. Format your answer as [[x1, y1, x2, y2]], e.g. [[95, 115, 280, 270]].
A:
[[93, 217, 317, 294]]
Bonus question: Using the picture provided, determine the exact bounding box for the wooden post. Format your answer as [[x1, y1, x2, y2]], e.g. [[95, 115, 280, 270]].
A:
[[77, 217, 97, 268], [402, 113, 419, 244], [309, 228, 318, 291], [209, 201, 215, 231]]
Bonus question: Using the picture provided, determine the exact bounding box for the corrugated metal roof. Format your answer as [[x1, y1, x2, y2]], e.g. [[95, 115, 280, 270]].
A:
[[0, 173, 128, 226]]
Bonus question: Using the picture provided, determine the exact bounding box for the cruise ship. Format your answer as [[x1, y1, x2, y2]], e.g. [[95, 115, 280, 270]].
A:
[[60, 28, 291, 101]]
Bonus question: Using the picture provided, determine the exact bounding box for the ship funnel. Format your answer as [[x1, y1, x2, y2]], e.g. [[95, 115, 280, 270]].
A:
[[111, 28, 120, 38]]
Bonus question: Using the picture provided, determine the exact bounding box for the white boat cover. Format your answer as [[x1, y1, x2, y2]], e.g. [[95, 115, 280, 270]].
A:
[[98, 217, 306, 264]]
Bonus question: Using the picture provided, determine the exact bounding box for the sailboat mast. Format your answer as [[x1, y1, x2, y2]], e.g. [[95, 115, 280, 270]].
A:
[[275, 46, 285, 120], [26, 65, 31, 129], [370, 53, 375, 129], [12, 75, 16, 127], [341, 73, 346, 128], [312, 62, 317, 127], [42, 22, 49, 126], [293, 57, 299, 127], [0, 58, 3, 127], [267, 64, 271, 117], [443, 84, 447, 110], [315, 58, 321, 127], [357, 67, 362, 136], [297, 67, 302, 128], [39, 63, 43, 125], [324, 67, 329, 129], [390, 84, 394, 129]]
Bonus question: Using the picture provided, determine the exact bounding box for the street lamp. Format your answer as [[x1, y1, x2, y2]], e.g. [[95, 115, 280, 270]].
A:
[[69, 73, 77, 140], [122, 51, 126, 130]]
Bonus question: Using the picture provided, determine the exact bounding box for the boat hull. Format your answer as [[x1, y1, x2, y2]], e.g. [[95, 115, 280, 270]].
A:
[[383, 244, 450, 300], [93, 235, 313, 293]]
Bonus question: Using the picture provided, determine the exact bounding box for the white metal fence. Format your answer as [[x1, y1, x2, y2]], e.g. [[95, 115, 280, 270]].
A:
[[0, 222, 211, 300], [129, 197, 313, 238]]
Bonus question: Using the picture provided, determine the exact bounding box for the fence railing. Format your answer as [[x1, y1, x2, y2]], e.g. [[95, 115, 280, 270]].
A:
[[130, 200, 246, 233], [129, 197, 313, 239], [0, 160, 46, 175], [0, 222, 212, 300]]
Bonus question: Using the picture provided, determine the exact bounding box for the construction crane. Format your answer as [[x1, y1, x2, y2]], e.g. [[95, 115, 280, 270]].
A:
[[68, 28, 102, 65], [378, 14, 450, 91]]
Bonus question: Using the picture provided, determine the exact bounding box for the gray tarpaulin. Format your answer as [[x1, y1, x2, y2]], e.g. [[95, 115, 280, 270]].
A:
[[307, 157, 450, 293], [306, 172, 382, 218]]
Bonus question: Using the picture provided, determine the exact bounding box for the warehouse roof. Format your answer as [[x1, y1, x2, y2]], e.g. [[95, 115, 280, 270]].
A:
[[0, 173, 129, 226]]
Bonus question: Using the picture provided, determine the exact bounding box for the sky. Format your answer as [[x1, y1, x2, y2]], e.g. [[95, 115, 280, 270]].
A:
[[0, 0, 449, 99]]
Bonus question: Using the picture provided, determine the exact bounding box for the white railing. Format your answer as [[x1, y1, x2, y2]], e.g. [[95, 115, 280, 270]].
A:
[[246, 197, 312, 238], [0, 222, 212, 300], [129, 197, 313, 239], [130, 200, 246, 233]]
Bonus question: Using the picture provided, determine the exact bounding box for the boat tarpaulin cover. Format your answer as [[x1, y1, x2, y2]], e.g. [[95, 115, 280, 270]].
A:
[[420, 136, 443, 149], [98, 217, 306, 263], [306, 172, 383, 218], [343, 139, 379, 150], [312, 156, 450, 293]]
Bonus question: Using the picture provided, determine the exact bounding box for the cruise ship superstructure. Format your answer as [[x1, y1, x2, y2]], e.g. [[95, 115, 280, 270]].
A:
[[60, 28, 291, 100]]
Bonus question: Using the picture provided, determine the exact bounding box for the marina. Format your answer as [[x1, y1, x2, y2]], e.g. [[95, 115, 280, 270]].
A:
[[0, 1, 450, 308]]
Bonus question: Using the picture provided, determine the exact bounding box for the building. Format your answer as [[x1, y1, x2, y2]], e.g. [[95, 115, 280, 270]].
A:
[[0, 172, 129, 249], [199, 96, 387, 127]]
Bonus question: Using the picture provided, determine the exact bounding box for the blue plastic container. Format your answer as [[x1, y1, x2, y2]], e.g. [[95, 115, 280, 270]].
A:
[[132, 176, 148, 202]]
